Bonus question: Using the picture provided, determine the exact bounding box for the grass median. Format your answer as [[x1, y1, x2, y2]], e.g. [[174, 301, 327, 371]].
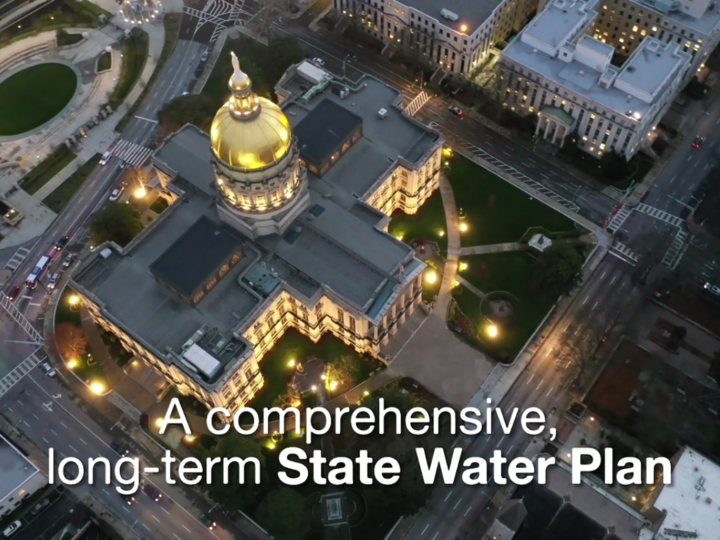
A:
[[43, 153, 101, 213], [107, 28, 149, 110], [20, 146, 77, 194]]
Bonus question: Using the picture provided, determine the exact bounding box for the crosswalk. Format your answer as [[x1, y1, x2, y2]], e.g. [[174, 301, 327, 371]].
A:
[[661, 229, 688, 269], [405, 91, 430, 116], [605, 206, 632, 233], [113, 139, 154, 168], [635, 203, 684, 227], [4, 246, 30, 271], [0, 352, 43, 399], [610, 241, 639, 264]]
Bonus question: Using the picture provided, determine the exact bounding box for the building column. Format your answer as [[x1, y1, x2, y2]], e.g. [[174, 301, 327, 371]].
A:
[[544, 118, 553, 141], [535, 115, 543, 139]]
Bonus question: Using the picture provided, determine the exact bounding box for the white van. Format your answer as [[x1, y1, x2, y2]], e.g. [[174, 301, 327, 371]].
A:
[[99, 151, 112, 166]]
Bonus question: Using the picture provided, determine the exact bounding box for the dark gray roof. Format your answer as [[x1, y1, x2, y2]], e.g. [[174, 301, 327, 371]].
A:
[[294, 98, 362, 165], [0, 434, 39, 503], [150, 216, 241, 296], [153, 124, 216, 196]]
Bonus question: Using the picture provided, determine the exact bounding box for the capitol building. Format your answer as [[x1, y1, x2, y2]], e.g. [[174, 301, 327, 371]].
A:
[[70, 55, 444, 412]]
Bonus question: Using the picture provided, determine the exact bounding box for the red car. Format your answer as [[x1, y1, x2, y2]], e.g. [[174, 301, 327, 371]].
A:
[[692, 135, 704, 148], [7, 285, 21, 301], [448, 105, 464, 117]]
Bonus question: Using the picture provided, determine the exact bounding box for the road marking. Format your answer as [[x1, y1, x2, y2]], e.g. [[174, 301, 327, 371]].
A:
[[610, 276, 617, 285], [23, 420, 30, 427], [536, 379, 544, 390], [123, 507, 130, 513], [161, 507, 170, 514], [600, 271, 606, 280], [453, 497, 463, 509], [32, 413, 39, 419], [526, 373, 534, 385], [574, 327, 580, 335], [50, 429, 58, 435], [546, 386, 554, 397], [42, 437, 49, 443], [183, 525, 191, 533], [174, 534, 182, 540], [152, 515, 160, 522], [592, 301, 598, 310], [565, 359, 572, 369], [79, 438, 87, 445], [17, 400, 23, 406], [582, 295, 589, 305], [687, 155, 692, 162], [135, 116, 158, 123], [507, 445, 514, 454], [545, 347, 553, 357], [503, 151, 512, 157], [669, 175, 676, 183], [495, 436, 505, 448], [69, 445, 78, 452], [619, 281, 625, 289], [6, 407, 12, 413], [60, 421, 68, 428], [716, 117, 720, 124], [464, 506, 472, 517], [29, 302, 42, 306], [21, 295, 32, 299], [444, 490, 453, 502], [563, 323, 570, 331], [432, 533, 439, 540], [143, 524, 150, 531], [421, 524, 429, 535], [103, 489, 109, 495]]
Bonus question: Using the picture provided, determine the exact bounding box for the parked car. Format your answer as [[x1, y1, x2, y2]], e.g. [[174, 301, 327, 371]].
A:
[[99, 151, 112, 166], [47, 273, 60, 290], [2, 521, 22, 537], [692, 135, 705, 148], [704, 282, 720, 296], [448, 105, 464, 117], [41, 361, 56, 378], [7, 285, 21, 301], [201, 50, 209, 62], [29, 498, 50, 516], [311, 56, 325, 66], [199, 514, 216, 530], [62, 253, 77, 268], [143, 484, 162, 502], [110, 441, 129, 457], [109, 186, 124, 201], [54, 235, 70, 251]]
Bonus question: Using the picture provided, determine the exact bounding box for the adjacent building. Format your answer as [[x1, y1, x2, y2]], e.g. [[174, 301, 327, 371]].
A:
[[333, 0, 537, 78], [498, 0, 691, 158], [0, 434, 46, 518], [71, 58, 443, 413]]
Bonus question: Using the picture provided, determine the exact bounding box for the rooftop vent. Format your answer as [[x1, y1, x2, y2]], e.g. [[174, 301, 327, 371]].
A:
[[579, 69, 584, 75], [627, 66, 636, 73], [440, 8, 458, 21]]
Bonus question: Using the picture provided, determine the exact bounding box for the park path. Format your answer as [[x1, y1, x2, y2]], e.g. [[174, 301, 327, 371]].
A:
[[434, 173, 461, 316]]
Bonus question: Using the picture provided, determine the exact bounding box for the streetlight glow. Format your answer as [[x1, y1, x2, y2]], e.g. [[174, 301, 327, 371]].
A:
[[68, 295, 80, 306], [155, 418, 164, 427], [459, 222, 468, 232], [487, 324, 498, 338], [134, 186, 147, 198], [330, 380, 339, 391], [425, 271, 437, 284], [461, 24, 467, 32], [288, 359, 296, 367], [185, 434, 196, 442], [459, 262, 468, 271], [67, 359, 78, 369], [90, 382, 105, 394]]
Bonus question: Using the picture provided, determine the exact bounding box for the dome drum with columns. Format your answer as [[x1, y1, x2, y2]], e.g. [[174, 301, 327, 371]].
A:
[[210, 52, 309, 236]]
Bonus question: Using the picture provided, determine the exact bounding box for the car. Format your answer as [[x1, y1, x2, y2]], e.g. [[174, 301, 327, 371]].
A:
[[704, 282, 720, 296], [54, 235, 70, 251], [143, 484, 163, 501], [199, 513, 216, 530], [110, 441, 129, 457], [109, 186, 124, 201], [29, 498, 50, 516], [121, 493, 135, 506], [119, 161, 129, 170], [448, 105, 464, 116], [692, 135, 705, 148], [201, 50, 209, 62], [47, 273, 60, 291], [7, 285, 21, 301], [62, 253, 77, 268], [2, 521, 22, 537], [99, 151, 112, 166], [41, 361, 56, 378], [311, 56, 325, 66]]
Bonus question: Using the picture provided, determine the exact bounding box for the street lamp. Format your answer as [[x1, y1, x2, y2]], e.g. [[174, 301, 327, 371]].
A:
[[486, 324, 498, 338], [134, 186, 147, 198], [459, 222, 468, 232], [90, 382, 105, 395], [425, 270, 437, 284]]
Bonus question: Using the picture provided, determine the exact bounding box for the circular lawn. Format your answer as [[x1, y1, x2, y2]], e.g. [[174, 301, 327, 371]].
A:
[[0, 63, 77, 136]]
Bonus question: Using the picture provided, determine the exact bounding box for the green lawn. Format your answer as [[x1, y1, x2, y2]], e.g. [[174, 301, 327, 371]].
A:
[[116, 13, 181, 132], [108, 29, 148, 109], [97, 51, 112, 72], [248, 328, 376, 412], [454, 251, 557, 361], [0, 63, 77, 135], [557, 148, 654, 190], [21, 146, 77, 194], [388, 189, 448, 253], [43, 154, 101, 213], [445, 153, 579, 247], [57, 31, 83, 46]]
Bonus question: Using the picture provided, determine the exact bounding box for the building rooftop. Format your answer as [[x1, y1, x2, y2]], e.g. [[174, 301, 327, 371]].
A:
[[390, 0, 505, 34], [651, 447, 720, 540], [0, 434, 40, 504], [504, 0, 691, 118], [153, 124, 216, 197], [643, 0, 720, 36], [294, 98, 363, 168], [150, 215, 242, 297], [73, 185, 260, 383]]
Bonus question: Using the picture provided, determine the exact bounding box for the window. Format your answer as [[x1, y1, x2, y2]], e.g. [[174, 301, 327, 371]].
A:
[[337, 308, 344, 324], [349, 316, 356, 331]]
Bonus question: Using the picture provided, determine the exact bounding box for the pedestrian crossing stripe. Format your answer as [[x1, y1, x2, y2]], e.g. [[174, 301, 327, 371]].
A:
[[113, 139, 154, 168], [635, 203, 684, 227]]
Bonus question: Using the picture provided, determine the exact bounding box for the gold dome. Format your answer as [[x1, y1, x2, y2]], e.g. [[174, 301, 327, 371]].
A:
[[210, 52, 292, 171]]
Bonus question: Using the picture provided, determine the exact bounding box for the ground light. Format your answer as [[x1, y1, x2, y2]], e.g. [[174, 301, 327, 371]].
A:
[[67, 359, 78, 369], [90, 382, 105, 394], [459, 222, 468, 232], [155, 418, 163, 428], [425, 271, 437, 284], [439, 230, 445, 237], [288, 358, 296, 368], [68, 294, 80, 306], [184, 434, 196, 442], [459, 262, 468, 271], [486, 324, 498, 338], [134, 186, 147, 198], [329, 380, 338, 391]]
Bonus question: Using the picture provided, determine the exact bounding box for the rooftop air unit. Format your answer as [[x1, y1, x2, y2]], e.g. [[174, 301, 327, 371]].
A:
[[440, 9, 459, 21]]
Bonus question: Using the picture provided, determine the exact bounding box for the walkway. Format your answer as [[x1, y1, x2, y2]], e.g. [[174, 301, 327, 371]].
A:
[[459, 242, 524, 256], [455, 275, 485, 298]]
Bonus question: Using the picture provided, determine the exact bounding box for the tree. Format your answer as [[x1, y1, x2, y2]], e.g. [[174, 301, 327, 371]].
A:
[[600, 150, 631, 180], [55, 322, 88, 360], [272, 386, 300, 408], [535, 243, 584, 299], [157, 94, 217, 137], [255, 487, 310, 540], [89, 202, 143, 247], [326, 355, 357, 390], [558, 330, 599, 391], [198, 432, 267, 511]]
